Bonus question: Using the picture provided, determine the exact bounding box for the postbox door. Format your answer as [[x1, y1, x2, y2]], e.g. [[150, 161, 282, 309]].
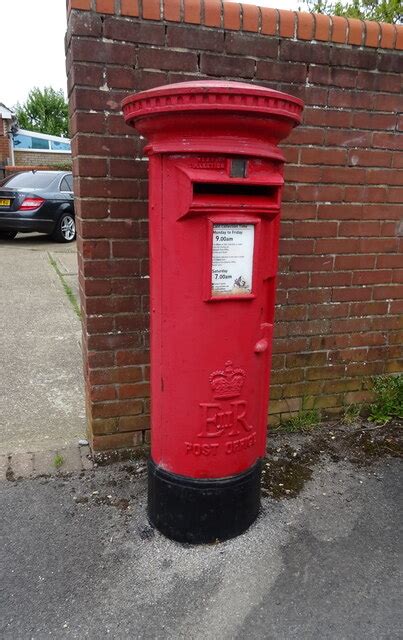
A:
[[150, 156, 281, 479]]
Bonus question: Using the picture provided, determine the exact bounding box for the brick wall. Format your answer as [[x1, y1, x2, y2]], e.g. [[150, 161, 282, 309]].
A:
[[0, 117, 12, 164], [66, 0, 403, 451], [13, 150, 72, 167]]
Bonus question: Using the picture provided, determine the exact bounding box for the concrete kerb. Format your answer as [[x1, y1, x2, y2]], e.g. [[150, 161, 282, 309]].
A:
[[1, 443, 94, 482]]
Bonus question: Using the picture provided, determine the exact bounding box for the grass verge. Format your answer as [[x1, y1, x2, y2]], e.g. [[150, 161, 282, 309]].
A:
[[48, 253, 81, 318]]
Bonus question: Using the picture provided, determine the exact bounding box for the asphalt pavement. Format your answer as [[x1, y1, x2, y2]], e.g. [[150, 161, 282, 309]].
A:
[[1, 448, 401, 639]]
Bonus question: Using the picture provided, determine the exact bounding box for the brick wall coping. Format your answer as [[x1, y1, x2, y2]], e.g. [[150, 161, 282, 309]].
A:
[[67, 0, 402, 50]]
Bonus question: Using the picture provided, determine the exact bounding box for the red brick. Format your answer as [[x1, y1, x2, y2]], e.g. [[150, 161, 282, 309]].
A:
[[106, 67, 136, 89], [70, 0, 91, 9], [118, 415, 150, 432], [288, 289, 331, 304], [85, 314, 115, 335], [365, 20, 381, 47], [339, 221, 380, 237], [75, 178, 139, 199], [82, 258, 140, 276], [118, 383, 150, 399], [103, 17, 164, 43], [306, 365, 345, 381], [289, 256, 334, 272], [183, 0, 201, 23], [331, 15, 348, 43], [83, 279, 113, 295], [121, 0, 139, 16], [223, 3, 241, 30], [200, 53, 255, 78], [314, 13, 331, 41], [163, 0, 180, 20], [95, 0, 114, 13], [92, 385, 117, 401], [71, 38, 135, 65], [138, 47, 198, 71], [88, 351, 115, 369], [300, 147, 347, 166], [331, 46, 377, 69], [350, 301, 389, 316], [298, 11, 314, 40], [348, 149, 392, 168], [353, 269, 392, 284], [310, 272, 352, 287], [275, 306, 307, 322], [167, 24, 224, 51], [376, 255, 402, 269], [242, 4, 259, 32], [373, 285, 403, 300], [112, 240, 148, 258], [257, 60, 307, 83], [282, 204, 316, 220], [288, 128, 324, 146], [316, 238, 360, 254], [380, 22, 396, 49], [286, 166, 322, 183], [373, 132, 403, 151], [347, 18, 364, 46], [279, 10, 296, 38], [280, 239, 315, 255], [142, 0, 160, 19], [308, 302, 349, 319], [116, 350, 149, 366], [261, 7, 277, 35], [92, 400, 143, 419], [204, 0, 222, 27], [81, 240, 110, 259], [294, 221, 338, 238], [335, 255, 376, 270], [332, 287, 370, 302]]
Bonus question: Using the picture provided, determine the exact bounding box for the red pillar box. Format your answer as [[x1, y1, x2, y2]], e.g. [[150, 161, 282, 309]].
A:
[[122, 81, 303, 543]]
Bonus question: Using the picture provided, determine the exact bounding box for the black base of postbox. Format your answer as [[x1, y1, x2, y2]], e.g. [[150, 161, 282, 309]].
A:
[[147, 458, 261, 544]]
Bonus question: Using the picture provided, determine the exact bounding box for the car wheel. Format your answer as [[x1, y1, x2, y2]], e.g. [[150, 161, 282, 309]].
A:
[[52, 213, 76, 243], [0, 230, 17, 240]]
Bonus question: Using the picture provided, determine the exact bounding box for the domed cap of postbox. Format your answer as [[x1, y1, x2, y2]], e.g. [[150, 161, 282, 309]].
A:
[[122, 81, 303, 157], [122, 80, 303, 128]]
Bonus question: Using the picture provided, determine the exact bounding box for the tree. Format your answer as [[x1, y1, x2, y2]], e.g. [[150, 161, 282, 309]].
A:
[[14, 87, 68, 137], [302, 0, 402, 23]]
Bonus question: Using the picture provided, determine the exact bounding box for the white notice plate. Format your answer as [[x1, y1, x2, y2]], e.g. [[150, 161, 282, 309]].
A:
[[212, 224, 254, 297]]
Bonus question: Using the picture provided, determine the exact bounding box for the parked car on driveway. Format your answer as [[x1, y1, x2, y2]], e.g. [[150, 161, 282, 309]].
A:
[[0, 170, 75, 242]]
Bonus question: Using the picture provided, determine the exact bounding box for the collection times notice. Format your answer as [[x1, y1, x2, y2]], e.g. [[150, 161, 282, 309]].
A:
[[211, 224, 254, 297]]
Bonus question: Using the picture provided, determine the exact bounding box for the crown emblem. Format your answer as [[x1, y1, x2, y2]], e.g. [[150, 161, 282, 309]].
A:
[[209, 361, 246, 399]]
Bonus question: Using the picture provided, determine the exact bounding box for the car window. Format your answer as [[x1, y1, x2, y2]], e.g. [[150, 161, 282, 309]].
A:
[[0, 172, 56, 189], [60, 175, 73, 192]]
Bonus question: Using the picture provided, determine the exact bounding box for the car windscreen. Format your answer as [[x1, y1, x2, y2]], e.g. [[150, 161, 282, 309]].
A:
[[0, 173, 57, 189]]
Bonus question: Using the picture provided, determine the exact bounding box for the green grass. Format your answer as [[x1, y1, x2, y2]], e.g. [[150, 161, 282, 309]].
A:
[[280, 397, 321, 433], [54, 453, 64, 469], [367, 374, 403, 425], [48, 253, 81, 318], [343, 403, 362, 425]]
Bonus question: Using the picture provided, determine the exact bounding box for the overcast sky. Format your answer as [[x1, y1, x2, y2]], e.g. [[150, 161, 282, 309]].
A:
[[0, 0, 303, 110]]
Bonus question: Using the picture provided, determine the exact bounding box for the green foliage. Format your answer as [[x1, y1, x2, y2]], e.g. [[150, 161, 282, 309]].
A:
[[343, 403, 362, 425], [301, 0, 402, 23], [281, 398, 321, 432], [14, 87, 68, 137], [54, 453, 64, 469], [48, 254, 81, 318], [368, 374, 403, 425]]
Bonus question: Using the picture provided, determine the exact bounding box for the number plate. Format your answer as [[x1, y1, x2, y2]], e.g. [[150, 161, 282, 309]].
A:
[[0, 199, 11, 207]]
